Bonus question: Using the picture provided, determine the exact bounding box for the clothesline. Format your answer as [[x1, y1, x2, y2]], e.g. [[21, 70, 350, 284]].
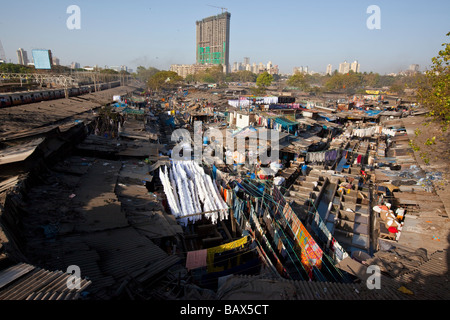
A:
[[348, 125, 396, 138], [239, 178, 348, 281], [231, 188, 308, 280], [174, 208, 230, 220]]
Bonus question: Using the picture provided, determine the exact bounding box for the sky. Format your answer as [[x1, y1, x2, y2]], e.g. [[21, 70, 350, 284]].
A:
[[0, 0, 449, 74]]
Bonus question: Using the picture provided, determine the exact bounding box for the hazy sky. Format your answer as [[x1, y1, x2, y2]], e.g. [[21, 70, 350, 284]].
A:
[[1, 0, 449, 74]]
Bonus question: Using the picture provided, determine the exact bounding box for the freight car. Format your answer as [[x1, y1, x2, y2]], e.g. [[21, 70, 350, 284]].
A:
[[0, 81, 121, 108]]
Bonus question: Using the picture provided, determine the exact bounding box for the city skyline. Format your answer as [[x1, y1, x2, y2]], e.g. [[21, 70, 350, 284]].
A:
[[0, 1, 449, 74]]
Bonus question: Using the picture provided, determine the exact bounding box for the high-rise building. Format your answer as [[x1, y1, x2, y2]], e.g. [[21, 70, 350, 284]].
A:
[[16, 48, 28, 65], [70, 62, 81, 69], [326, 64, 333, 75], [350, 60, 360, 73], [243, 57, 250, 66], [52, 56, 60, 66], [196, 11, 231, 73], [0, 40, 7, 62], [252, 63, 257, 73], [293, 66, 308, 74], [258, 62, 264, 72], [293, 67, 302, 74], [268, 64, 279, 75], [409, 64, 419, 72], [339, 61, 350, 74], [232, 61, 238, 72]]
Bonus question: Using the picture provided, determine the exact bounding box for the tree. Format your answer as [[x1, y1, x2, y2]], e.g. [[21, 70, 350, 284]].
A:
[[256, 71, 273, 89], [51, 65, 72, 74], [363, 72, 381, 87], [389, 82, 405, 95], [0, 63, 33, 73], [194, 65, 225, 83], [230, 70, 257, 82], [147, 71, 183, 90], [324, 72, 361, 93], [100, 68, 119, 74], [135, 66, 160, 82], [417, 32, 450, 124], [286, 72, 310, 91], [407, 32, 450, 166], [185, 74, 196, 84]]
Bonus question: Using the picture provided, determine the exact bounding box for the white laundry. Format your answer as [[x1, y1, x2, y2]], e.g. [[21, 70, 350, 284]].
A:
[[228, 99, 250, 108], [160, 161, 229, 225]]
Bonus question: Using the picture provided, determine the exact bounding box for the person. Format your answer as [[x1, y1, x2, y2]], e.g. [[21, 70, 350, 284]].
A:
[[301, 163, 308, 176], [360, 169, 369, 183]]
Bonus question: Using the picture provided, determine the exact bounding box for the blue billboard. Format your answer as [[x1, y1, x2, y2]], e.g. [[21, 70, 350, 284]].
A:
[[32, 49, 52, 69]]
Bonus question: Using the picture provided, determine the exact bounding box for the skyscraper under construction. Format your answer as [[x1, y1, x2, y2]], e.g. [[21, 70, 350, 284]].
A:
[[196, 11, 231, 73]]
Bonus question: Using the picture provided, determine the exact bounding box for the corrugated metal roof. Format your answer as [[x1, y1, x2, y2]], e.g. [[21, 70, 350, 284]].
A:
[[216, 273, 432, 300], [0, 263, 36, 290], [390, 250, 450, 299], [77, 227, 169, 282], [0, 263, 91, 300]]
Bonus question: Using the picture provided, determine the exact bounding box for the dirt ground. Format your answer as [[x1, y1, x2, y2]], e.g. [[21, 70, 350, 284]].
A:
[[401, 115, 450, 216]]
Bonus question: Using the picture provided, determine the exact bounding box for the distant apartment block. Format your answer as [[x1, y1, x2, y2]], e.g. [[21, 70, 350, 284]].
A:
[[268, 64, 279, 75], [339, 60, 360, 74], [350, 60, 360, 73], [110, 65, 128, 72], [71, 62, 81, 69], [293, 66, 309, 74], [339, 61, 350, 74], [16, 48, 28, 65], [196, 12, 231, 73], [326, 64, 333, 75], [170, 63, 213, 78], [52, 56, 60, 66], [232, 58, 278, 75], [409, 64, 420, 72]]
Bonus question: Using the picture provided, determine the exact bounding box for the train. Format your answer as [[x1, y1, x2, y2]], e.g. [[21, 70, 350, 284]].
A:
[[0, 81, 121, 108]]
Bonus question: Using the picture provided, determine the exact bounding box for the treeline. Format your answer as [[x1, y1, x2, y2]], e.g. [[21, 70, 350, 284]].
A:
[[286, 70, 425, 95], [0, 63, 35, 73], [185, 65, 226, 84], [136, 64, 428, 97], [184, 66, 280, 84]]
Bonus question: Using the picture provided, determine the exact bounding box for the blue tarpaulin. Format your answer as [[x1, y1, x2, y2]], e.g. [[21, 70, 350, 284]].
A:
[[364, 110, 382, 116], [112, 102, 127, 108], [335, 156, 347, 172], [273, 117, 299, 131]]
